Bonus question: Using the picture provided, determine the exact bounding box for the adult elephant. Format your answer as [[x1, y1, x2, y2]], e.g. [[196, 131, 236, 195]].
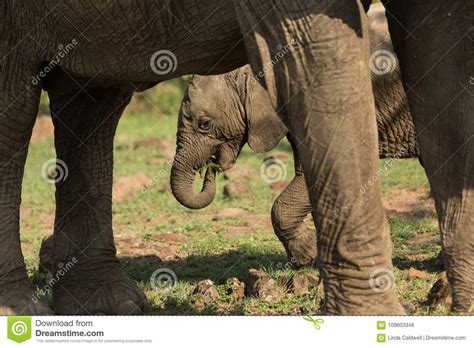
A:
[[0, 0, 470, 315], [170, 3, 419, 269], [237, 0, 473, 314], [381, 0, 474, 313]]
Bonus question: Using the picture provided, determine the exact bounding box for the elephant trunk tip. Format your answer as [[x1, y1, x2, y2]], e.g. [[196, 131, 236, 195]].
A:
[[171, 165, 217, 210]]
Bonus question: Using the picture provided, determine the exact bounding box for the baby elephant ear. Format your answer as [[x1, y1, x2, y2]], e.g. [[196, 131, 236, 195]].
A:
[[245, 76, 287, 153]]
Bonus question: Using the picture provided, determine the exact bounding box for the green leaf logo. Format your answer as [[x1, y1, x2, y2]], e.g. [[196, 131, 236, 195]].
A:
[[303, 316, 324, 330], [7, 316, 32, 343]]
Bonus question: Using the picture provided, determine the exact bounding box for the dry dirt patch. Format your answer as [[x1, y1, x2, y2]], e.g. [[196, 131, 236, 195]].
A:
[[116, 232, 187, 261], [31, 116, 54, 144], [224, 226, 255, 238], [113, 173, 151, 203], [383, 188, 435, 219], [134, 136, 176, 159], [406, 232, 438, 246], [223, 164, 253, 180]]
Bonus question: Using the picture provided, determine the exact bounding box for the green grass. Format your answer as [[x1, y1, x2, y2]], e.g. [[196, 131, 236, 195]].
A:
[[20, 80, 447, 315]]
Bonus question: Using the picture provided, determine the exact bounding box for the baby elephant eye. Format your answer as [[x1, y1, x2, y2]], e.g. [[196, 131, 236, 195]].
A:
[[198, 119, 212, 131]]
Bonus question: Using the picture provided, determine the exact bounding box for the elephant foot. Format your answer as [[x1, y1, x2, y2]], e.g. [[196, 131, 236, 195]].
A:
[[427, 272, 474, 314], [322, 277, 405, 315], [427, 272, 452, 309], [52, 265, 146, 315], [0, 283, 53, 315], [281, 217, 317, 269]]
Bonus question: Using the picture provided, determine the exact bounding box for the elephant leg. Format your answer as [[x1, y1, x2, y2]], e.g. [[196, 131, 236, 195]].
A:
[[235, 0, 404, 314], [272, 137, 315, 269], [385, 1, 474, 313], [0, 57, 52, 314], [48, 86, 146, 315]]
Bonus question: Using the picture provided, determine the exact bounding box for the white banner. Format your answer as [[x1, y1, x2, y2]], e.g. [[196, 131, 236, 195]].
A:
[[0, 316, 472, 347]]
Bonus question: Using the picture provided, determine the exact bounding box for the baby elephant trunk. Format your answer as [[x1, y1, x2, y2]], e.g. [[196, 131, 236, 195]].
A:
[[170, 139, 217, 210]]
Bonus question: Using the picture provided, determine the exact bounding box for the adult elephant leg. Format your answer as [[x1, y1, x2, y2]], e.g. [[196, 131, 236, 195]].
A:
[[48, 87, 146, 315], [272, 136, 315, 269], [235, 0, 404, 314], [385, 0, 474, 313], [0, 57, 52, 314]]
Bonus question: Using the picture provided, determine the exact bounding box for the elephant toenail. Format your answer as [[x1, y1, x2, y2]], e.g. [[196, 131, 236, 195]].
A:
[[116, 300, 142, 315]]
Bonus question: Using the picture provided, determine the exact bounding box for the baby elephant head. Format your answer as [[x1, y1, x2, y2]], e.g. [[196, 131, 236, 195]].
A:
[[171, 66, 287, 209]]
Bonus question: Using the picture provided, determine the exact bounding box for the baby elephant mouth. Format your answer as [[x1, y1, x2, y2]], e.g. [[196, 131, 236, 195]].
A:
[[213, 142, 241, 172], [207, 155, 228, 172]]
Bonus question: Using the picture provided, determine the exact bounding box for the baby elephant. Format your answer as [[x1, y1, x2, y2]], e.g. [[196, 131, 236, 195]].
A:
[[171, 8, 419, 268]]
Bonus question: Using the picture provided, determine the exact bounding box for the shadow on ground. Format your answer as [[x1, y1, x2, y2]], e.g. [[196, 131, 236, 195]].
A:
[[392, 255, 443, 273], [120, 250, 288, 285]]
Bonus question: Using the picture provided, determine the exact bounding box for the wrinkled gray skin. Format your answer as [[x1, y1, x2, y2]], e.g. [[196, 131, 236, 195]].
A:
[[172, 7, 420, 269], [0, 0, 471, 315], [383, 0, 473, 313]]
